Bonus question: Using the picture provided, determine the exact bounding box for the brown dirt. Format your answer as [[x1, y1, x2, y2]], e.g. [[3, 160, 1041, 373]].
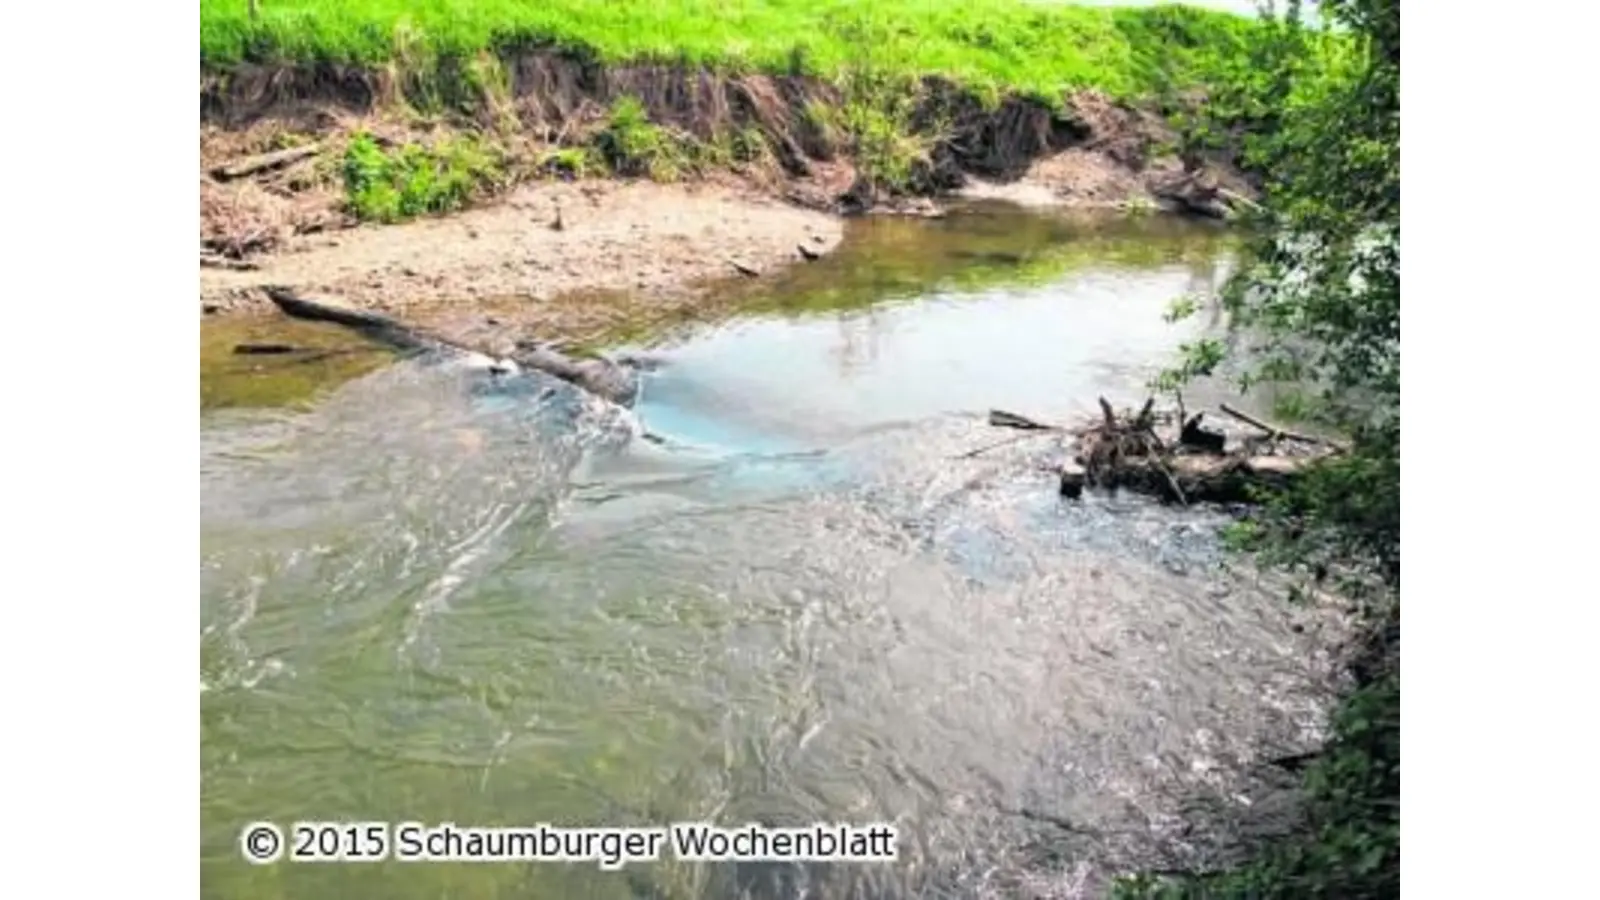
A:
[[199, 58, 1257, 342], [955, 91, 1256, 211], [201, 176, 842, 334]]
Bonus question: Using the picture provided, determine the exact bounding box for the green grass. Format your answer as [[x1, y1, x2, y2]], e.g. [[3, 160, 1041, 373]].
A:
[[200, 0, 1268, 105]]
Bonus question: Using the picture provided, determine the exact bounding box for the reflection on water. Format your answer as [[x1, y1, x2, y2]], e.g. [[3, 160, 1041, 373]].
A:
[[200, 208, 1342, 900], [200, 316, 396, 410]]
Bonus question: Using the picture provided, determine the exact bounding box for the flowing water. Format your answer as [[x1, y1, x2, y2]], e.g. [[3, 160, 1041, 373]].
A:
[[200, 207, 1347, 900]]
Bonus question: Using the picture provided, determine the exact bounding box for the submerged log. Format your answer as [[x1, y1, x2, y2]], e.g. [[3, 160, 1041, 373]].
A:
[[233, 342, 302, 355], [262, 286, 641, 406]]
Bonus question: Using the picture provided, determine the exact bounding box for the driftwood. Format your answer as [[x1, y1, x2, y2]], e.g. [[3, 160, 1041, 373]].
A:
[[1059, 462, 1088, 499], [1218, 403, 1349, 453], [729, 259, 762, 278], [264, 287, 435, 352], [233, 342, 302, 355], [989, 409, 1062, 431], [965, 394, 1343, 506], [1179, 412, 1227, 454], [1063, 396, 1342, 504], [210, 144, 320, 182], [262, 286, 642, 406], [1074, 453, 1316, 505]]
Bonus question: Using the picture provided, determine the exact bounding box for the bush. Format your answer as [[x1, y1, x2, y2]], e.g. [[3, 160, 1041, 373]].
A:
[[340, 132, 502, 222], [590, 97, 687, 181]]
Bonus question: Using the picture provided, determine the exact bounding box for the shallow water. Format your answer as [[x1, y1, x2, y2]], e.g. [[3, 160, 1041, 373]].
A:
[[200, 208, 1344, 899]]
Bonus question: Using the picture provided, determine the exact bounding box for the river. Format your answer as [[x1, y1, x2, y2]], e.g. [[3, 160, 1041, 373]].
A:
[[200, 206, 1346, 899]]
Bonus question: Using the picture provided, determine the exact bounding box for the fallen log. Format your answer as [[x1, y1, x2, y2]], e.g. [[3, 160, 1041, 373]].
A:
[[1218, 403, 1348, 453], [263, 286, 436, 353], [262, 286, 642, 406], [1064, 452, 1318, 505], [210, 144, 320, 182]]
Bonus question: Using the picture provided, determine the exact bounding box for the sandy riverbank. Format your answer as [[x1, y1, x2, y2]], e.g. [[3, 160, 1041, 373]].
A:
[[200, 76, 1254, 347], [202, 175, 844, 340]]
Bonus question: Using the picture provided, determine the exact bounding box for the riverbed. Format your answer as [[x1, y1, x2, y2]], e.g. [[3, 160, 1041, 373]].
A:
[[200, 206, 1347, 899]]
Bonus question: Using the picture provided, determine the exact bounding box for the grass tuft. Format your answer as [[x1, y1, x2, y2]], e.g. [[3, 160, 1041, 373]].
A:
[[590, 96, 688, 182]]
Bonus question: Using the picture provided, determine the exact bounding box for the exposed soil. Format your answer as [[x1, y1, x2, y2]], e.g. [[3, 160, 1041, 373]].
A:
[[200, 53, 1257, 343], [201, 176, 843, 339]]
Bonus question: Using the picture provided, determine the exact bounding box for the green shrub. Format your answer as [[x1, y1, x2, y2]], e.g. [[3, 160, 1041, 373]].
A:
[[1126, 1, 1400, 895], [536, 146, 597, 179], [341, 132, 502, 223], [591, 97, 686, 181]]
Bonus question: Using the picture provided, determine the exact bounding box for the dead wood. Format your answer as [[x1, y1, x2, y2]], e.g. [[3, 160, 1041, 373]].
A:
[[1179, 412, 1228, 455], [729, 259, 762, 277], [1134, 396, 1156, 431], [971, 395, 1336, 506], [989, 409, 1062, 431], [263, 286, 642, 406], [951, 409, 1064, 459], [1058, 462, 1087, 499], [1066, 453, 1317, 505], [953, 430, 1058, 460], [1079, 396, 1166, 483], [1098, 397, 1117, 431], [210, 144, 321, 182], [1218, 403, 1348, 453], [263, 286, 435, 352], [233, 343, 303, 355]]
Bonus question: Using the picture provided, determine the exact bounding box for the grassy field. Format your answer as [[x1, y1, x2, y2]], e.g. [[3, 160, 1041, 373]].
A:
[[199, 0, 1267, 102]]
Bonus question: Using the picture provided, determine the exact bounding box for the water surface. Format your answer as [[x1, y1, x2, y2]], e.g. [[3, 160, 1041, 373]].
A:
[[200, 208, 1342, 900]]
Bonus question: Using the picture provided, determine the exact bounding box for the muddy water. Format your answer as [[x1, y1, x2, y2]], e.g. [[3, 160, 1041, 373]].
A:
[[200, 208, 1344, 900]]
